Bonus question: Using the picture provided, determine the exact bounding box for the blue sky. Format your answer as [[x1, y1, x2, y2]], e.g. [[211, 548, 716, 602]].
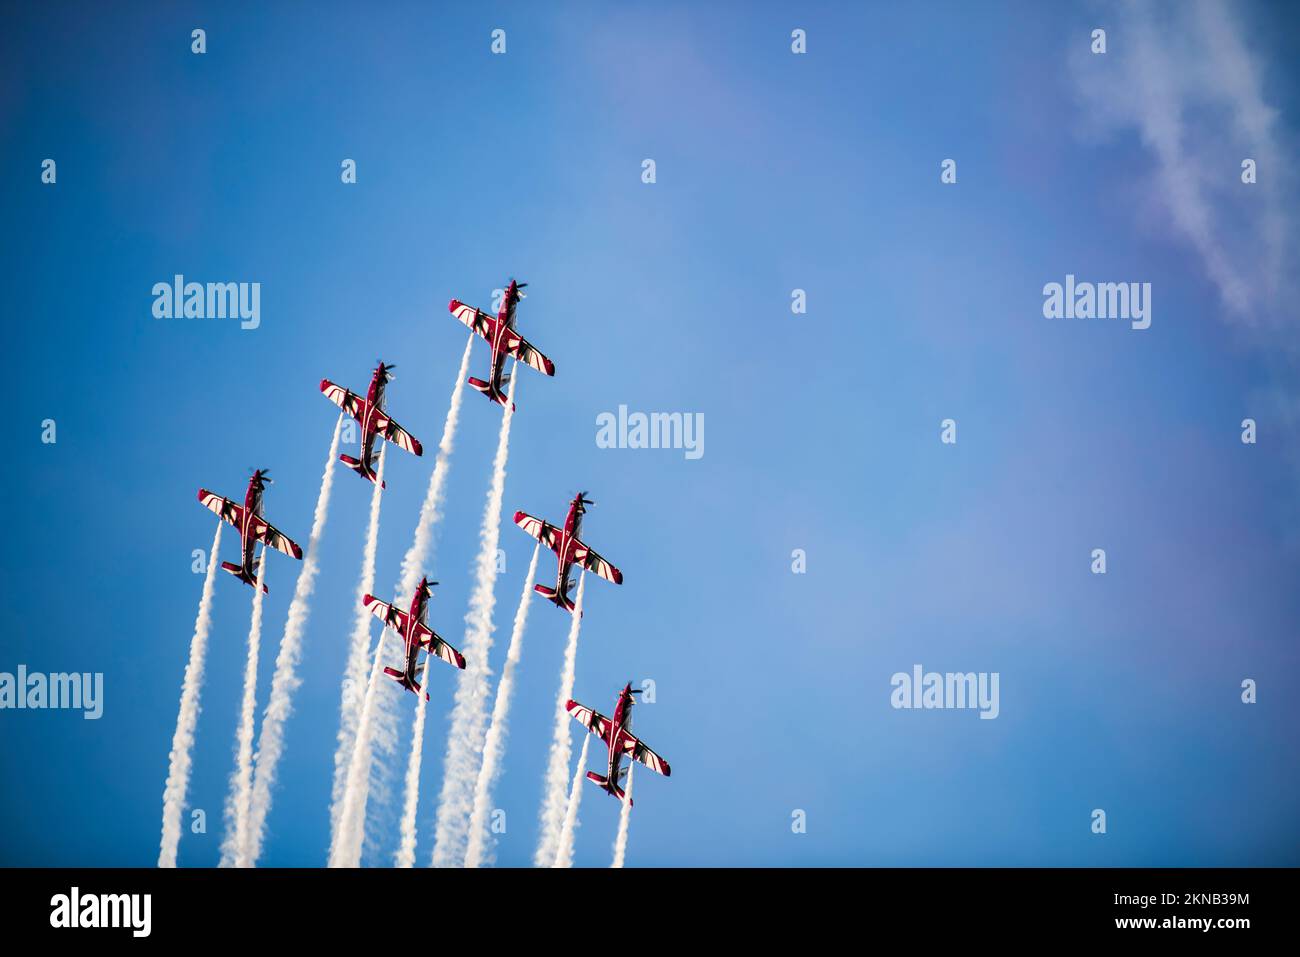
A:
[[3, 1, 1299, 866]]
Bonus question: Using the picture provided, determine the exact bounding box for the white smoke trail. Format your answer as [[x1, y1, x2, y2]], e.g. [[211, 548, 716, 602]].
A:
[[243, 415, 343, 866], [396, 334, 474, 612], [386, 337, 474, 868], [392, 637, 435, 867], [611, 762, 634, 868], [552, 734, 591, 868], [464, 543, 541, 868], [533, 573, 586, 867], [219, 546, 269, 867], [159, 520, 223, 868], [327, 444, 387, 856], [330, 599, 396, 867], [358, 675, 400, 865], [430, 367, 519, 868]]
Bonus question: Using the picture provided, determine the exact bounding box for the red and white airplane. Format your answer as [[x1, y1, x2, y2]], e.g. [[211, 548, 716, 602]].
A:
[[362, 577, 465, 700], [320, 361, 423, 487], [448, 279, 555, 410], [514, 492, 623, 613], [567, 683, 671, 805], [197, 469, 303, 593]]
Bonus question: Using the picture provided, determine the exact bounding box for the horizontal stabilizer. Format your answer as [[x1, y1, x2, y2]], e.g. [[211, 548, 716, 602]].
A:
[[534, 583, 578, 614], [586, 771, 630, 805], [221, 561, 268, 594], [339, 454, 386, 489]]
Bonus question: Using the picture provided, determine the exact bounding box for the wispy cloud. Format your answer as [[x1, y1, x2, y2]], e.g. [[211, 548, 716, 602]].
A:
[[1070, 0, 1292, 322]]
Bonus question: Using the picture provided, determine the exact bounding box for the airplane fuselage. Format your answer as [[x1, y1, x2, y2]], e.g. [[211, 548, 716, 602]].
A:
[[551, 497, 586, 601], [601, 687, 636, 795], [487, 311, 510, 393], [485, 282, 520, 397], [371, 579, 450, 700], [358, 366, 388, 468], [398, 587, 430, 683], [237, 477, 266, 579]]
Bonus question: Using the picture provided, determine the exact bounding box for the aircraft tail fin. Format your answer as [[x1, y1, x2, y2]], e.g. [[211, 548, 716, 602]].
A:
[[468, 376, 515, 412], [534, 583, 579, 615], [339, 454, 386, 489], [221, 561, 268, 594], [586, 771, 630, 805], [384, 666, 428, 701]]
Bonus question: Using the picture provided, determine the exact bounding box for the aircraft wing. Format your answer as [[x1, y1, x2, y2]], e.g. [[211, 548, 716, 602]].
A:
[[572, 541, 623, 585], [448, 300, 496, 341], [320, 380, 367, 422], [617, 730, 671, 777], [513, 511, 563, 554], [373, 412, 423, 456], [255, 519, 303, 559], [363, 595, 410, 633], [414, 623, 466, 670], [565, 700, 613, 740], [197, 489, 247, 529], [503, 331, 555, 376]]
